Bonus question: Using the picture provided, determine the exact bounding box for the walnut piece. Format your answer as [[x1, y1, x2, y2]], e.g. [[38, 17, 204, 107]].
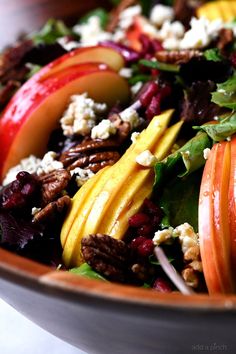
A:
[[33, 195, 71, 224], [38, 169, 71, 206], [81, 233, 130, 282]]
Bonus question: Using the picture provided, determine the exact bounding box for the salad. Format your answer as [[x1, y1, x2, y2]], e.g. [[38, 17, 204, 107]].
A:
[[0, 0, 236, 295]]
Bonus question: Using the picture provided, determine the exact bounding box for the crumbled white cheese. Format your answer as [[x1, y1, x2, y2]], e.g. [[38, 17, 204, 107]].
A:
[[73, 16, 112, 46], [180, 17, 223, 49], [118, 5, 142, 30], [173, 223, 199, 255], [57, 37, 80, 51], [120, 107, 140, 129], [203, 148, 211, 160], [153, 228, 174, 246], [131, 81, 143, 96], [70, 167, 94, 187], [163, 37, 181, 50], [119, 67, 133, 78], [136, 150, 157, 167], [37, 151, 63, 175], [150, 5, 174, 27], [60, 93, 107, 137], [31, 207, 41, 216], [91, 119, 117, 140], [131, 131, 140, 144], [2, 155, 42, 186]]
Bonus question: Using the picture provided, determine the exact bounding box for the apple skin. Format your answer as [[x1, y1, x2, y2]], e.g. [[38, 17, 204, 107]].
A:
[[0, 63, 130, 181], [199, 138, 236, 294]]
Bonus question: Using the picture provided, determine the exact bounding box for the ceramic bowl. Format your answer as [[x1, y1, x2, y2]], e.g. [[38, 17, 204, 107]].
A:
[[1, 1, 236, 353]]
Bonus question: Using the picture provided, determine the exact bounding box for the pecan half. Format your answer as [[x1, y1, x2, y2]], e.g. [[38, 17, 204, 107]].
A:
[[38, 169, 71, 206], [155, 50, 202, 64], [82, 234, 130, 282], [59, 138, 120, 173], [106, 0, 138, 32], [33, 195, 71, 224]]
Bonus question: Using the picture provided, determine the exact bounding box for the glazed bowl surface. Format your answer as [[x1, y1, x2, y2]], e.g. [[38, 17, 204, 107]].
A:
[[1, 1, 236, 354]]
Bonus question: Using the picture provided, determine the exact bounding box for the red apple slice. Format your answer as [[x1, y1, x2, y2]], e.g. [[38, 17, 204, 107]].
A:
[[199, 140, 235, 294], [35, 46, 125, 82], [0, 63, 130, 181]]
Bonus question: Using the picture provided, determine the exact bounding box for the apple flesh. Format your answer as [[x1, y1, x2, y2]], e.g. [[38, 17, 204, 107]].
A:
[[0, 63, 130, 181], [199, 137, 236, 294]]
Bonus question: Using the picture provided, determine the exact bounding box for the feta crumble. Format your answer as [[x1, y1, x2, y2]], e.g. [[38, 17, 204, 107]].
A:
[[118, 5, 142, 30], [36, 151, 63, 175], [73, 16, 112, 46], [57, 37, 80, 51], [203, 148, 211, 160], [131, 131, 140, 144], [153, 228, 174, 246], [2, 155, 42, 186], [136, 150, 157, 167], [173, 223, 199, 255], [131, 81, 143, 96], [150, 5, 174, 27], [31, 207, 41, 216], [119, 67, 133, 78], [60, 93, 107, 137], [180, 17, 223, 49], [91, 119, 117, 140], [120, 107, 140, 129], [70, 167, 94, 187]]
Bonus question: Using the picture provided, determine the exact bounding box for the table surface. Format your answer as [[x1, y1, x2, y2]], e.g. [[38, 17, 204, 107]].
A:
[[0, 298, 87, 354]]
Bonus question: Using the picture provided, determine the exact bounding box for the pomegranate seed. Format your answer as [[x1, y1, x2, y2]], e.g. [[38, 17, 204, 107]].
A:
[[152, 39, 163, 52], [130, 236, 147, 250], [152, 277, 172, 293], [137, 224, 153, 236], [145, 94, 161, 121], [138, 239, 154, 257], [143, 199, 160, 216], [160, 84, 172, 99], [129, 213, 151, 228]]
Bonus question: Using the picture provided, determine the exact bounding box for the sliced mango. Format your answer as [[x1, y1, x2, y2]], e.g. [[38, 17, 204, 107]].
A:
[[62, 110, 183, 267], [197, 1, 236, 22]]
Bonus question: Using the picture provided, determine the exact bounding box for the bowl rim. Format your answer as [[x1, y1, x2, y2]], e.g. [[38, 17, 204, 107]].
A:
[[1, 247, 236, 313]]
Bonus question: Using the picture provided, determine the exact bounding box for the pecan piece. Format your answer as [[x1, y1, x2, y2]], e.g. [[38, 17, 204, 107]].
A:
[[38, 169, 71, 206], [60, 138, 120, 173], [216, 28, 234, 55], [155, 50, 202, 65], [33, 195, 71, 224], [106, 0, 138, 32], [109, 113, 131, 143], [82, 234, 130, 282]]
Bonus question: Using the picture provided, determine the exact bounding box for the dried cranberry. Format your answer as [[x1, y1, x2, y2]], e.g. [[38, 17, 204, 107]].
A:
[[143, 198, 161, 216], [0, 171, 39, 210], [129, 213, 151, 228], [137, 224, 153, 237], [145, 94, 161, 121], [138, 81, 159, 107], [130, 236, 146, 250], [152, 277, 172, 293], [139, 34, 163, 57]]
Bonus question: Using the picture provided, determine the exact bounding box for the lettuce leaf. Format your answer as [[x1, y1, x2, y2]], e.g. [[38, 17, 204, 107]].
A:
[[194, 112, 236, 141], [79, 8, 109, 29], [154, 132, 212, 189], [211, 74, 236, 109], [70, 263, 108, 281], [32, 19, 72, 45]]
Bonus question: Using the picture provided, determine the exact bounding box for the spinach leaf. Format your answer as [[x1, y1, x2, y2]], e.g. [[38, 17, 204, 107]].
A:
[[211, 74, 236, 109], [194, 112, 236, 141], [139, 59, 180, 73], [159, 170, 202, 231], [154, 132, 212, 189], [79, 8, 109, 29], [70, 263, 108, 281], [204, 48, 223, 62], [32, 19, 72, 45]]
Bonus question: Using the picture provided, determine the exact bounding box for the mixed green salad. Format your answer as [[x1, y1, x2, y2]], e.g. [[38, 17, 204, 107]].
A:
[[0, 0, 236, 295]]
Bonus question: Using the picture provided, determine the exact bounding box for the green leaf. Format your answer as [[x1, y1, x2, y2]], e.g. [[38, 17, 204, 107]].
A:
[[139, 59, 180, 73], [211, 74, 236, 109], [193, 112, 236, 141], [70, 263, 108, 281], [129, 74, 151, 85], [32, 19, 72, 45], [159, 170, 202, 231], [204, 48, 223, 62], [154, 132, 212, 189], [79, 8, 109, 29], [25, 64, 42, 79]]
